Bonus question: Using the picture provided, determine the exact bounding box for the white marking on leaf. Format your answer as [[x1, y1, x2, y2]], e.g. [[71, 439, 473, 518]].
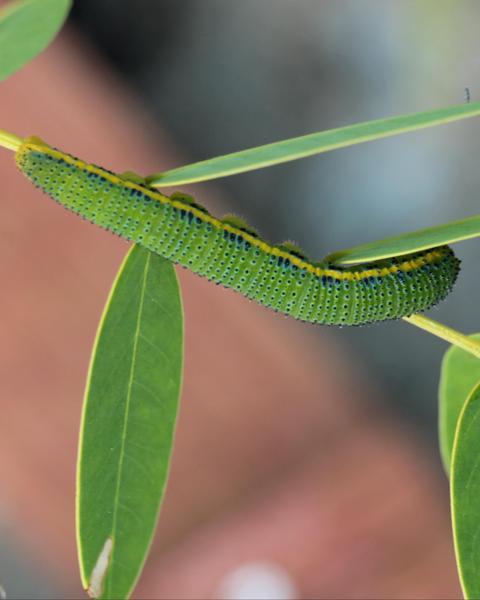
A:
[[87, 537, 113, 599]]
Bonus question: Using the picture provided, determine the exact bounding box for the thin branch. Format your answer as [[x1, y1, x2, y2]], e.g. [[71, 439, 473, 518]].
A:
[[0, 129, 22, 152], [404, 314, 480, 359]]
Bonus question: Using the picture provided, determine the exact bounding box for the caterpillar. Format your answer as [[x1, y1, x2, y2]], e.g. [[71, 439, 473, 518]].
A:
[[15, 136, 460, 326]]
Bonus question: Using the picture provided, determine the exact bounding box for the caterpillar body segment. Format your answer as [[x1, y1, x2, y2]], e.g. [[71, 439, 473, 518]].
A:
[[15, 137, 460, 326]]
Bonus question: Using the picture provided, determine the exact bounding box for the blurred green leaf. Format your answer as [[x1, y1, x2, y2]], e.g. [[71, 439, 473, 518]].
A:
[[326, 215, 480, 265], [147, 103, 480, 187], [438, 334, 480, 474], [451, 382, 480, 599], [0, 0, 71, 81], [77, 245, 183, 600]]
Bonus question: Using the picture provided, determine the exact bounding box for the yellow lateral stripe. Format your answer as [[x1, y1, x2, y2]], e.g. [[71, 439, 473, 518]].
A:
[[20, 138, 448, 281]]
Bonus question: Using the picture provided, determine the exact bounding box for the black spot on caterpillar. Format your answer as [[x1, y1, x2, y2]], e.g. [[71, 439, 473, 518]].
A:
[[15, 136, 460, 326]]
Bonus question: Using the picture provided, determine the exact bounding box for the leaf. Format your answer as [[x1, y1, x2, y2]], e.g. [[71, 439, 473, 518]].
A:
[[451, 382, 480, 599], [0, 0, 71, 81], [76, 245, 183, 600], [146, 102, 480, 187], [325, 214, 480, 265], [438, 334, 480, 474]]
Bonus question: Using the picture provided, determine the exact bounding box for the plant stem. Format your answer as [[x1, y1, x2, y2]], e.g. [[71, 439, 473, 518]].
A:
[[404, 314, 480, 358], [0, 129, 22, 152]]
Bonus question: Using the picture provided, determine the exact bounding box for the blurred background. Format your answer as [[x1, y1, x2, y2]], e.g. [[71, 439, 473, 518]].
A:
[[1, 0, 480, 598]]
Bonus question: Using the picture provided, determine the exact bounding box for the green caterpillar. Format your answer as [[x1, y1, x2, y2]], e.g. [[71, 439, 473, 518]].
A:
[[15, 136, 460, 326]]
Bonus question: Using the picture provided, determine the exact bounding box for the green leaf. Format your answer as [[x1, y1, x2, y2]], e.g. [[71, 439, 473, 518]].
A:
[[438, 334, 480, 474], [451, 382, 480, 599], [326, 215, 480, 265], [0, 0, 71, 81], [76, 245, 183, 600], [146, 103, 480, 187]]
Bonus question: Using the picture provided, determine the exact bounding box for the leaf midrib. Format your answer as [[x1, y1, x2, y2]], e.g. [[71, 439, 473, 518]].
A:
[[105, 251, 151, 598]]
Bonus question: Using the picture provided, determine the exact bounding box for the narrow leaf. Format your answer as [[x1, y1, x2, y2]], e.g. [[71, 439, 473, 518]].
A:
[[438, 334, 480, 474], [76, 245, 183, 600], [0, 0, 71, 81], [451, 382, 480, 599], [146, 103, 480, 187], [326, 215, 480, 265]]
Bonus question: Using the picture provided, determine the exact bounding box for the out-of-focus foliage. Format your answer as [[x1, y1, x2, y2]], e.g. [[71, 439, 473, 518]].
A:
[[0, 0, 71, 81]]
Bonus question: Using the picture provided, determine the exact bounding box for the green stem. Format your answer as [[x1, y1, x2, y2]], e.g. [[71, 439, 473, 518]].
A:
[[404, 314, 480, 359], [0, 129, 22, 152]]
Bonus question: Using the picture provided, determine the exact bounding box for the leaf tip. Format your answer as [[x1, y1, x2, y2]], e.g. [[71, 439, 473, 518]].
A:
[[87, 537, 113, 599]]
